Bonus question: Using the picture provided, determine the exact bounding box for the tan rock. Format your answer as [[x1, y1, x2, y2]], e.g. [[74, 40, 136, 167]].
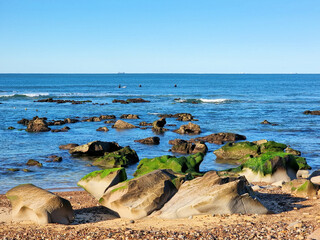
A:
[[156, 171, 268, 219], [69, 141, 121, 156], [282, 179, 318, 198], [6, 184, 74, 224], [26, 118, 51, 132], [100, 169, 178, 219], [174, 122, 201, 135], [112, 120, 137, 129]]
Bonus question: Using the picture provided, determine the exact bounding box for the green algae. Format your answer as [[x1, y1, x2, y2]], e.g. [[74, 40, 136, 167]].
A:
[[80, 168, 127, 182]]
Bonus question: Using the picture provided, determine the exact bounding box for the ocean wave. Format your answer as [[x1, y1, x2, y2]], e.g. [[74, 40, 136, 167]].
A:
[[174, 98, 232, 104], [0, 93, 50, 98]]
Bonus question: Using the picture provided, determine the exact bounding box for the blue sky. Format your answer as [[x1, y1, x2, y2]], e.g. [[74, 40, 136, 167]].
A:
[[0, 0, 319, 73]]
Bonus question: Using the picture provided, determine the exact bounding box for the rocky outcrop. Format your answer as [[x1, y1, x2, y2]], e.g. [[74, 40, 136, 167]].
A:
[[112, 120, 137, 129], [135, 137, 160, 145], [260, 120, 278, 126], [303, 110, 320, 115], [35, 98, 91, 104], [99, 169, 178, 219], [139, 121, 152, 126], [169, 139, 207, 154], [126, 98, 150, 103], [69, 141, 121, 156], [26, 117, 51, 132], [6, 184, 74, 224], [173, 122, 201, 135], [159, 113, 197, 121], [120, 114, 140, 119], [26, 159, 42, 167], [134, 153, 204, 177], [156, 171, 268, 219], [77, 168, 127, 200], [152, 118, 167, 133], [59, 143, 79, 150], [282, 179, 318, 198], [193, 132, 246, 144], [93, 146, 139, 168], [96, 127, 109, 132], [51, 126, 70, 132], [285, 146, 301, 156]]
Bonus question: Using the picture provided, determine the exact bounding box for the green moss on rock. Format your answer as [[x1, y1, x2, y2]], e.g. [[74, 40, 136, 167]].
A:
[[93, 146, 139, 168], [259, 141, 287, 154], [80, 168, 127, 182], [133, 153, 204, 177], [214, 141, 260, 161]]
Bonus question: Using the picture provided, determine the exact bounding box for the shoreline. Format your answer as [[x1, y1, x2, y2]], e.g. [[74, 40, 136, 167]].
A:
[[1, 184, 320, 239]]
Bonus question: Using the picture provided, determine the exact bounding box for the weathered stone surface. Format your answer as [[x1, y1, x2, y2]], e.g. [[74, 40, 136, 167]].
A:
[[120, 114, 140, 119], [59, 143, 79, 150], [96, 126, 109, 132], [126, 98, 150, 103], [135, 136, 160, 145], [139, 121, 153, 126], [296, 170, 309, 179], [93, 146, 139, 168], [169, 139, 207, 154], [193, 132, 246, 144], [6, 184, 74, 224], [285, 146, 301, 156], [26, 159, 42, 167], [214, 142, 260, 162], [282, 179, 318, 197], [134, 153, 204, 177], [174, 122, 201, 135], [69, 141, 121, 156], [77, 168, 127, 200], [112, 120, 137, 129], [156, 171, 268, 219], [99, 115, 116, 120], [26, 117, 51, 132], [100, 169, 178, 219], [158, 113, 197, 121], [35, 98, 91, 104], [304, 110, 320, 115], [152, 118, 167, 133], [51, 126, 70, 132]]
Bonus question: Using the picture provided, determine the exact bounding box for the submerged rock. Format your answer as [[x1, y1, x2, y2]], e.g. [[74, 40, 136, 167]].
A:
[[77, 168, 127, 200], [26, 159, 42, 167], [6, 184, 74, 224], [135, 136, 160, 145], [158, 113, 197, 121], [173, 122, 201, 135], [304, 110, 320, 115], [193, 132, 246, 145], [59, 143, 79, 150], [152, 118, 167, 133], [112, 120, 137, 129], [99, 169, 178, 219], [96, 126, 109, 132], [156, 171, 269, 219]]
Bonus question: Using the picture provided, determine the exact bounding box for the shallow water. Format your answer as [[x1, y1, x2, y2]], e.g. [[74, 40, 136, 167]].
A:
[[1, 74, 320, 193]]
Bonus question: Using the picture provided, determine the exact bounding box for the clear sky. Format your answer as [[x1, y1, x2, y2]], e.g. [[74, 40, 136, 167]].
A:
[[0, 0, 319, 73]]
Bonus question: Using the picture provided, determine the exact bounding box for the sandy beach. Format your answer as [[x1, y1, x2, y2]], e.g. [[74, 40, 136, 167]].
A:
[[1, 183, 320, 240]]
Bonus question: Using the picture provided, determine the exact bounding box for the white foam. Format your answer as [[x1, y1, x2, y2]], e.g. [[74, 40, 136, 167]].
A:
[[200, 98, 229, 103]]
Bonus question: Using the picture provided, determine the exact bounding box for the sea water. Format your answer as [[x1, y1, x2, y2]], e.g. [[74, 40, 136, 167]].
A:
[[0, 74, 320, 193]]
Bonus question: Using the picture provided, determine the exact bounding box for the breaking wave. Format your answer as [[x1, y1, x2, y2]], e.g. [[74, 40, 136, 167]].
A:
[[174, 98, 233, 104]]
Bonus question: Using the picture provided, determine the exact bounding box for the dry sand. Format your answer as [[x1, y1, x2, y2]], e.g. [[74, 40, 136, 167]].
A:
[[1, 184, 320, 240]]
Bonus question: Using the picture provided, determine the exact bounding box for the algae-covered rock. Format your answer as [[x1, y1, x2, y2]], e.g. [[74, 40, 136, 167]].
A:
[[214, 142, 260, 162], [259, 141, 287, 154], [224, 152, 311, 183], [282, 179, 318, 198], [134, 153, 204, 177], [77, 168, 127, 200], [99, 169, 178, 219], [169, 139, 207, 154], [93, 146, 139, 168]]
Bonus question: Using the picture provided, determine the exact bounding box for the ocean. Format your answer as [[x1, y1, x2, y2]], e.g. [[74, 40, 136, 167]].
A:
[[0, 74, 320, 193]]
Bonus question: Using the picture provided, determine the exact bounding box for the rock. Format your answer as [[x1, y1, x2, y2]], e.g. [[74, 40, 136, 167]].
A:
[[285, 146, 301, 156], [135, 136, 160, 145], [303, 110, 320, 115], [156, 171, 268, 219], [139, 121, 152, 126], [7, 168, 19, 172], [69, 141, 122, 156], [26, 117, 51, 132], [112, 120, 137, 129], [53, 156, 62, 162], [272, 180, 285, 187], [152, 118, 168, 133], [296, 170, 309, 179], [193, 132, 246, 144], [282, 179, 318, 197], [169, 139, 208, 154], [99, 115, 116, 120], [173, 122, 201, 135], [51, 126, 70, 132], [26, 159, 42, 167], [158, 113, 197, 121], [96, 127, 109, 132], [35, 98, 91, 104], [309, 170, 320, 185], [8, 126, 15, 130], [93, 146, 139, 168], [112, 99, 129, 104], [104, 120, 116, 124], [126, 98, 150, 103], [134, 153, 204, 177], [77, 168, 127, 200], [100, 169, 178, 219], [82, 116, 102, 122], [252, 139, 268, 145], [59, 143, 79, 150], [64, 118, 79, 123], [261, 120, 271, 124], [120, 114, 140, 119], [6, 184, 74, 224], [259, 141, 287, 154], [17, 118, 30, 126], [214, 142, 260, 162], [223, 152, 311, 183]]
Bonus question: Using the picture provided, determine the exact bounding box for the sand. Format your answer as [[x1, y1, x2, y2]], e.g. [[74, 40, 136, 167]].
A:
[[1, 184, 320, 240]]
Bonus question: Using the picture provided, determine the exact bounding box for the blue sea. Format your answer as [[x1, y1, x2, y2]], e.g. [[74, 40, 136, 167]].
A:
[[1, 74, 320, 194]]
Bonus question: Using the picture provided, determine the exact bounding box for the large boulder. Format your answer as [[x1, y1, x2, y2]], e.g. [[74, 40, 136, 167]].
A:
[[282, 179, 318, 198], [134, 153, 204, 177], [99, 169, 178, 219], [173, 122, 201, 135], [26, 117, 51, 132], [223, 152, 311, 183], [69, 141, 121, 156], [169, 139, 207, 154], [152, 118, 167, 133], [6, 184, 74, 224], [193, 132, 246, 145], [77, 168, 127, 200], [93, 146, 139, 168], [156, 171, 268, 219], [134, 136, 160, 145], [112, 120, 137, 129]]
